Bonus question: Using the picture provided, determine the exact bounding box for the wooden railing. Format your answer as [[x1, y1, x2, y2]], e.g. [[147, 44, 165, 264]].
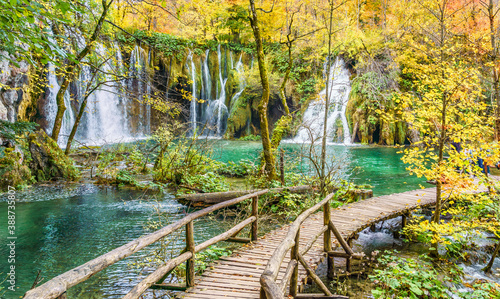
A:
[[24, 189, 269, 299], [259, 192, 363, 299]]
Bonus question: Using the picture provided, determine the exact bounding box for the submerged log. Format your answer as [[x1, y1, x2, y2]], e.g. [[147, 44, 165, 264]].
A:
[[177, 185, 313, 206]]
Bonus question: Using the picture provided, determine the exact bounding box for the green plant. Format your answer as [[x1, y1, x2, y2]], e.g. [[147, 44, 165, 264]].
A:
[[296, 77, 317, 97], [217, 159, 257, 177], [370, 251, 459, 298], [0, 120, 37, 143], [175, 246, 232, 278], [460, 282, 500, 299], [180, 172, 229, 193], [239, 134, 261, 141]]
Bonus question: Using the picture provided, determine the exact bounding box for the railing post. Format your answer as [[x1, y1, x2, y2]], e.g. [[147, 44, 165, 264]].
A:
[[280, 149, 285, 184], [290, 228, 300, 297], [323, 198, 333, 279], [186, 221, 195, 288], [346, 238, 353, 273], [251, 196, 259, 242]]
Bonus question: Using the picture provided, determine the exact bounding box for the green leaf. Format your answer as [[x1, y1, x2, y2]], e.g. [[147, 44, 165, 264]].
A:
[[410, 285, 423, 295]]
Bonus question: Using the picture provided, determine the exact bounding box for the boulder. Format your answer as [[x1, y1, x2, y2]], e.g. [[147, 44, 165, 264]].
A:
[[28, 129, 79, 181]]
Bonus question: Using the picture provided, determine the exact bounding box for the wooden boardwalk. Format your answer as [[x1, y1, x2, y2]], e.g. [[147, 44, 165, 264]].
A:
[[178, 183, 488, 299]]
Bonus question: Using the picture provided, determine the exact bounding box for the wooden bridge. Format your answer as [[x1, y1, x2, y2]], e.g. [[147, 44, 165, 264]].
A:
[[24, 181, 488, 299]]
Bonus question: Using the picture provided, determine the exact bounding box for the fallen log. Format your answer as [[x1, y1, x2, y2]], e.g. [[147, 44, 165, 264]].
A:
[[177, 185, 313, 206]]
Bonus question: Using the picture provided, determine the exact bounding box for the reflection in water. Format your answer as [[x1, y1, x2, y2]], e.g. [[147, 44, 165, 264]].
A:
[[0, 141, 424, 297]]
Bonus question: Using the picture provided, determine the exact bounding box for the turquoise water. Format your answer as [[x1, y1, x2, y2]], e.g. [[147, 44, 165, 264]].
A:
[[211, 141, 423, 196], [0, 141, 424, 298]]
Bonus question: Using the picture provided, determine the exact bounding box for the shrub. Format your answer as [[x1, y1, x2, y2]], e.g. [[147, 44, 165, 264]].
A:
[[180, 172, 229, 193], [370, 251, 459, 298], [217, 159, 257, 177]]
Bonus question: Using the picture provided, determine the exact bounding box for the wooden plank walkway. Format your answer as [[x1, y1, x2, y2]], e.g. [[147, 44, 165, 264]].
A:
[[178, 182, 491, 299]]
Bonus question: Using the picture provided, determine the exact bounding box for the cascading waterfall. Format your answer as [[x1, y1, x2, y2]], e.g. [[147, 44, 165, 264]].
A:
[[45, 43, 152, 146], [230, 54, 246, 106], [128, 45, 151, 136], [291, 57, 352, 144], [45, 63, 75, 145], [87, 44, 129, 143], [207, 44, 229, 136], [200, 49, 211, 125], [186, 50, 197, 134], [189, 45, 232, 137]]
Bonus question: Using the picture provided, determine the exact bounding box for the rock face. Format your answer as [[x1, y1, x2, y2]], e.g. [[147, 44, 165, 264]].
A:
[[28, 129, 79, 181], [0, 52, 30, 122]]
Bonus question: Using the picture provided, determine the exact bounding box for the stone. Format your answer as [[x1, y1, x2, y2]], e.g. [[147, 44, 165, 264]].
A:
[[0, 98, 7, 121], [1, 89, 17, 106], [28, 129, 80, 181]]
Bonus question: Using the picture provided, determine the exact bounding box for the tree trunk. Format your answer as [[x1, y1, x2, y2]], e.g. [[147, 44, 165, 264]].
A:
[[249, 0, 276, 180], [483, 240, 500, 273], [64, 96, 89, 155], [320, 1, 335, 195], [488, 0, 500, 141], [51, 0, 113, 142]]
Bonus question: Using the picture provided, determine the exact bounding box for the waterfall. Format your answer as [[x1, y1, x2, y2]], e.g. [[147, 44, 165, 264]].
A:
[[45, 63, 75, 145], [291, 57, 352, 144], [198, 44, 229, 137], [44, 43, 152, 147], [230, 54, 246, 106], [186, 50, 197, 134], [89, 44, 130, 143]]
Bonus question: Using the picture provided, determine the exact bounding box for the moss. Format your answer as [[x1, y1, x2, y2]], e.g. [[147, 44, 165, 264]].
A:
[[28, 129, 80, 182], [225, 91, 251, 138], [270, 115, 293, 149], [380, 120, 395, 145], [0, 149, 33, 190], [396, 121, 407, 144]]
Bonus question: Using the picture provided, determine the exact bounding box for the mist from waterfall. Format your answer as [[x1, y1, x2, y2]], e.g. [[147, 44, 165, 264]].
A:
[[291, 57, 352, 145]]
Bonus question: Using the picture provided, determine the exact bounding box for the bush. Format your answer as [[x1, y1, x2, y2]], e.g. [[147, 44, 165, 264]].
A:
[[217, 159, 257, 177], [180, 172, 229, 193], [0, 148, 32, 189], [370, 251, 459, 298], [239, 134, 261, 141]]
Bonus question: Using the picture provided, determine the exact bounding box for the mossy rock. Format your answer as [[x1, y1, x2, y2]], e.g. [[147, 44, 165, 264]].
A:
[[225, 91, 251, 138], [0, 150, 32, 189], [28, 129, 79, 182]]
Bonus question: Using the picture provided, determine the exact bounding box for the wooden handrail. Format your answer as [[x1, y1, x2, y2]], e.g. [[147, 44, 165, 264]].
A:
[[123, 216, 257, 298], [260, 193, 334, 299], [24, 189, 269, 299]]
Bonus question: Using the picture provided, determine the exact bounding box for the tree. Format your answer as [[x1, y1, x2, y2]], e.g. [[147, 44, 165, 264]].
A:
[[0, 0, 80, 66], [51, 0, 114, 142], [397, 0, 491, 239], [480, 0, 500, 141], [248, 0, 277, 180]]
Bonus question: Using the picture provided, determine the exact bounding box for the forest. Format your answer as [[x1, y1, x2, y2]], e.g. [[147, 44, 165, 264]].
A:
[[2, 0, 500, 298]]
